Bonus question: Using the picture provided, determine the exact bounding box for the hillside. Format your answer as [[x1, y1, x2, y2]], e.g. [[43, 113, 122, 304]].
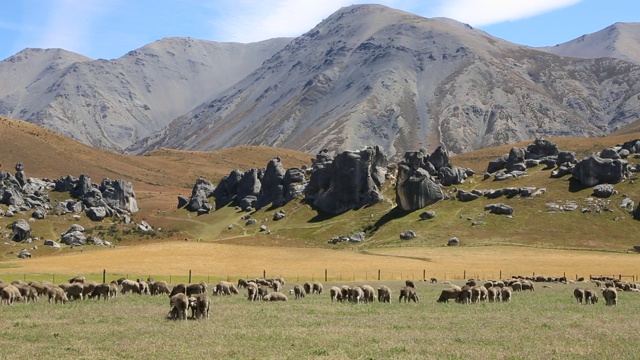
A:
[[0, 38, 291, 151], [134, 5, 640, 158], [2, 116, 640, 262]]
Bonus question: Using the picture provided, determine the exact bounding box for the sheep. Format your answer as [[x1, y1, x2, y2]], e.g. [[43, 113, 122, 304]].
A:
[[361, 285, 376, 303], [293, 284, 305, 299], [262, 292, 288, 301], [573, 288, 585, 304], [377, 285, 391, 303], [329, 286, 342, 302]]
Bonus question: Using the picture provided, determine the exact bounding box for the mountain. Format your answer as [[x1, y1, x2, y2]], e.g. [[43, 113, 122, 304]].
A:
[[539, 22, 640, 65], [0, 38, 291, 151], [133, 5, 640, 158]]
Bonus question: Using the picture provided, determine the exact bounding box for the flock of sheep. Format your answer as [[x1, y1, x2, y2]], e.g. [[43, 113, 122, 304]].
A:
[[0, 274, 635, 317]]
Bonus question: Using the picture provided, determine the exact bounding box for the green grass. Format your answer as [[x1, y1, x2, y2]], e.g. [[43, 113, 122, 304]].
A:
[[1, 281, 639, 359]]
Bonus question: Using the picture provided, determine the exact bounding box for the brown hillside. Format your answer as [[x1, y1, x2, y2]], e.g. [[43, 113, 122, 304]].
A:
[[0, 117, 312, 213]]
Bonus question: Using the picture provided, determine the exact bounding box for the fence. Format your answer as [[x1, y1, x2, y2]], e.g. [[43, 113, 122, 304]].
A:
[[1, 269, 637, 284]]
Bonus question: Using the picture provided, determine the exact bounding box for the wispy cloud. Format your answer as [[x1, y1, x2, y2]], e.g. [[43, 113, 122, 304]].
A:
[[433, 0, 583, 26], [37, 0, 112, 54]]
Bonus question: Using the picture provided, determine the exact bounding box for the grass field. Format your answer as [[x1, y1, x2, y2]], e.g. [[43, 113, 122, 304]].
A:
[[1, 280, 639, 359]]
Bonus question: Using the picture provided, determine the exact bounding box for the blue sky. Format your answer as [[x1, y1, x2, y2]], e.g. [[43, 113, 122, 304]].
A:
[[0, 0, 637, 60]]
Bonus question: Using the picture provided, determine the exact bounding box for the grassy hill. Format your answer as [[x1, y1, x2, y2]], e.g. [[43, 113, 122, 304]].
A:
[[2, 115, 640, 263]]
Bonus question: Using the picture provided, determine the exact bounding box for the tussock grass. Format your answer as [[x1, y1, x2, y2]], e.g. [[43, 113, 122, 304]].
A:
[[0, 281, 639, 359]]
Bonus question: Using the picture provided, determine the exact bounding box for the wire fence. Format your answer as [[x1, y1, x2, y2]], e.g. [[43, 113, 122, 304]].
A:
[[1, 269, 637, 285]]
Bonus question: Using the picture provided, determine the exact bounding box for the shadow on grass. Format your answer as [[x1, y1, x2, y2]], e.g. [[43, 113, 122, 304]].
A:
[[364, 206, 412, 235], [568, 177, 590, 193]]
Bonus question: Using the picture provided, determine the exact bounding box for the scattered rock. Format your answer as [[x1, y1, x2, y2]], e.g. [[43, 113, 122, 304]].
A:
[[245, 219, 257, 225], [259, 225, 268, 232], [419, 211, 436, 220], [228, 224, 234, 230], [11, 219, 31, 242], [484, 203, 514, 215], [86, 207, 107, 221], [456, 190, 479, 202], [399, 230, 416, 240], [621, 198, 635, 212], [471, 221, 485, 226], [43, 239, 61, 248], [447, 237, 460, 246], [349, 232, 365, 242], [17, 248, 31, 259], [137, 221, 152, 232], [273, 210, 286, 221], [32, 207, 46, 220], [177, 195, 189, 209]]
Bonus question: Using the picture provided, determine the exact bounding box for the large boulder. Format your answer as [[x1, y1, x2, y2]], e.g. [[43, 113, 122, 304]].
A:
[[621, 139, 640, 154], [572, 154, 628, 187], [457, 190, 480, 202], [43, 239, 61, 248], [484, 203, 514, 215], [61, 231, 86, 246], [282, 168, 306, 205], [506, 147, 526, 172], [487, 155, 508, 174], [85, 207, 107, 221], [186, 178, 215, 212], [438, 166, 468, 186], [1, 186, 24, 207], [428, 146, 451, 172], [54, 175, 77, 192], [526, 139, 559, 159], [212, 169, 243, 209], [11, 219, 31, 242], [259, 157, 286, 208], [100, 178, 138, 213], [599, 148, 621, 160], [396, 151, 444, 211], [313, 146, 387, 215], [592, 184, 617, 198], [304, 150, 334, 201], [237, 169, 262, 208]]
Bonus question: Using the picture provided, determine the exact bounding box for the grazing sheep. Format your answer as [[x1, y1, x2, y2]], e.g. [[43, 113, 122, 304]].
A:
[[14, 284, 38, 303], [303, 282, 312, 295], [188, 293, 211, 319], [120, 279, 142, 295], [293, 284, 305, 299], [214, 281, 238, 296], [312, 282, 323, 295], [430, 277, 438, 284], [169, 293, 188, 320], [340, 285, 351, 302], [584, 289, 598, 304], [573, 288, 585, 304], [89, 284, 111, 300], [471, 286, 482, 303], [602, 287, 618, 306], [262, 292, 288, 302], [65, 283, 84, 301], [360, 285, 376, 303], [108, 281, 119, 298], [399, 286, 419, 303], [501, 287, 512, 302], [28, 282, 49, 297], [377, 285, 391, 303], [329, 286, 342, 302], [82, 282, 98, 299], [68, 276, 86, 284], [275, 278, 286, 287], [151, 281, 169, 295], [247, 282, 259, 301], [137, 280, 150, 295], [2, 284, 21, 305], [457, 286, 472, 304], [521, 280, 535, 291], [47, 286, 68, 304], [186, 282, 206, 296], [494, 281, 505, 288], [511, 282, 523, 291], [237, 279, 250, 289], [350, 286, 365, 303], [169, 283, 186, 297], [271, 281, 282, 293], [405, 280, 416, 289], [487, 287, 501, 302]]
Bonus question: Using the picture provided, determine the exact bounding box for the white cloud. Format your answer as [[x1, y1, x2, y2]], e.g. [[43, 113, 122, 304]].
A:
[[37, 0, 111, 54], [433, 0, 583, 26]]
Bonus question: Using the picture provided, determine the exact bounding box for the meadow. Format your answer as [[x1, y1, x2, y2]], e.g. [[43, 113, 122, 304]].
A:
[[1, 280, 639, 359]]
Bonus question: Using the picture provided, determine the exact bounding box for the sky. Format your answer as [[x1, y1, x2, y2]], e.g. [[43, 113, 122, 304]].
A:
[[0, 0, 637, 61]]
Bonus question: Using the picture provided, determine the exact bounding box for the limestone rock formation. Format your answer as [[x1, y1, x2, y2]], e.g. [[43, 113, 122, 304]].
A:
[[572, 154, 628, 187], [395, 151, 444, 211]]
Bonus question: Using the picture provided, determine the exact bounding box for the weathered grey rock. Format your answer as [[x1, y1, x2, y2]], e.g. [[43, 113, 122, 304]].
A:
[[54, 175, 77, 192], [71, 174, 94, 199], [506, 147, 526, 172], [43, 239, 61, 248], [503, 188, 521, 198], [100, 178, 138, 213], [17, 248, 31, 259], [525, 159, 540, 168], [240, 195, 257, 212], [600, 148, 621, 159], [557, 151, 577, 164], [526, 139, 559, 159], [61, 231, 86, 246], [259, 225, 268, 232], [304, 149, 333, 201], [395, 151, 444, 211], [259, 157, 286, 208], [313, 146, 387, 215], [11, 219, 31, 242], [540, 158, 557, 169], [621, 198, 635, 212], [439, 166, 468, 186], [621, 139, 640, 154], [349, 232, 365, 242], [273, 210, 286, 221], [14, 162, 26, 188], [177, 195, 189, 209], [487, 154, 508, 174], [447, 237, 460, 246], [186, 178, 215, 212], [551, 165, 573, 178], [213, 169, 243, 209], [485, 189, 504, 199], [62, 224, 84, 236], [471, 221, 485, 226], [419, 211, 436, 220], [456, 190, 479, 202], [400, 230, 416, 240], [245, 219, 257, 225], [484, 203, 514, 215], [428, 146, 451, 172], [519, 187, 537, 197], [1, 186, 24, 207], [87, 237, 108, 246], [592, 184, 617, 198], [228, 224, 234, 230], [572, 154, 628, 187], [86, 207, 107, 221], [32, 207, 46, 219], [237, 169, 262, 206], [137, 221, 152, 232], [634, 245, 640, 253], [494, 172, 513, 181]]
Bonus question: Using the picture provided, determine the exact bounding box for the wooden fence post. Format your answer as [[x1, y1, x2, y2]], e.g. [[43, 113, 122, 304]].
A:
[[378, 269, 381, 281], [189, 270, 192, 283], [325, 269, 328, 282], [103, 269, 106, 284]]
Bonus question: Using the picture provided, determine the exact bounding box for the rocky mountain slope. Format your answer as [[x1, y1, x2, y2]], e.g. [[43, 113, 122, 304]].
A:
[[0, 38, 291, 151], [539, 22, 640, 65], [133, 5, 640, 159]]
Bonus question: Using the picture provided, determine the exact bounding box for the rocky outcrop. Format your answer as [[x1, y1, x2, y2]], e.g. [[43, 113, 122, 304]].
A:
[[310, 146, 387, 215], [61, 224, 86, 246], [212, 169, 242, 209], [259, 157, 285, 208], [186, 178, 215, 213], [11, 219, 31, 242], [572, 154, 628, 187], [484, 203, 514, 215], [395, 151, 444, 211]]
